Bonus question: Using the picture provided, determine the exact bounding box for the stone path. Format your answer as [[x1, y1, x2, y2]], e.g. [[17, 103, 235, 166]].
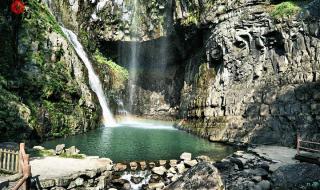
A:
[[30, 156, 112, 179], [250, 145, 300, 172]]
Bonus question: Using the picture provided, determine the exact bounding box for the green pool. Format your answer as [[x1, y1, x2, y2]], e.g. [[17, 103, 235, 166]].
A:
[[41, 121, 235, 162]]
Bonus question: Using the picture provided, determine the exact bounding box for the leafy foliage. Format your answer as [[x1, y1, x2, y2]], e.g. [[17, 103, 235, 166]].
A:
[[271, 1, 302, 18], [94, 51, 129, 91]]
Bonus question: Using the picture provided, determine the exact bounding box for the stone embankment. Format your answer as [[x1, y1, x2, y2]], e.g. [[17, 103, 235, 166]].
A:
[[1, 145, 319, 190]]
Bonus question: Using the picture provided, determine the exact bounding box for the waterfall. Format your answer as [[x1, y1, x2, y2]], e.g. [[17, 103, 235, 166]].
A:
[[61, 27, 117, 127], [128, 0, 140, 113]]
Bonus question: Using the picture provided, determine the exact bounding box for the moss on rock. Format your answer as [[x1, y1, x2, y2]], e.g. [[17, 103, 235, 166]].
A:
[[0, 0, 100, 142]]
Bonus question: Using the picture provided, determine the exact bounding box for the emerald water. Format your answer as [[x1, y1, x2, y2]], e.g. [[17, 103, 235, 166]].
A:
[[41, 121, 235, 162]]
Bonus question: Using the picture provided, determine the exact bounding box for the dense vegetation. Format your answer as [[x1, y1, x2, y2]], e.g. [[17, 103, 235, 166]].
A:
[[0, 0, 100, 142]]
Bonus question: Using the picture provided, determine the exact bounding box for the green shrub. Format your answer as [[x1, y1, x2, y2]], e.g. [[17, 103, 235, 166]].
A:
[[271, 1, 301, 18], [94, 51, 129, 91]]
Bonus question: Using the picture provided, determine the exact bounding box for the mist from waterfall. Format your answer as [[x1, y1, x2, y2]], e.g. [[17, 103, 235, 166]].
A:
[[61, 27, 117, 127], [128, 0, 140, 113]]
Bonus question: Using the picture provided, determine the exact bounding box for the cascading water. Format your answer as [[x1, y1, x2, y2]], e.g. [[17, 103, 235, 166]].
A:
[[121, 171, 151, 190], [128, 0, 140, 113], [61, 27, 116, 126]]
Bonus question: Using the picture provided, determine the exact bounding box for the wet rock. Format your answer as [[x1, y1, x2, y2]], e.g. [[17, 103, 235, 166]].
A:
[[167, 162, 224, 190], [102, 171, 113, 178], [148, 182, 165, 189], [152, 166, 167, 175], [55, 177, 72, 187], [251, 168, 268, 177], [252, 176, 262, 182], [55, 144, 65, 155], [131, 176, 144, 184], [67, 177, 84, 189], [214, 160, 234, 172], [168, 167, 177, 174], [74, 177, 84, 186], [149, 174, 161, 183], [123, 183, 131, 190], [180, 152, 192, 161], [69, 147, 80, 155], [96, 176, 108, 190], [258, 162, 270, 172], [40, 179, 56, 189], [230, 157, 245, 170], [149, 162, 156, 169], [81, 169, 98, 178], [111, 178, 129, 187], [130, 162, 138, 171], [65, 146, 80, 155], [114, 163, 127, 172], [184, 160, 198, 167], [195, 155, 211, 162], [140, 161, 147, 170], [169, 160, 178, 167], [51, 187, 66, 190], [176, 163, 186, 174], [159, 160, 167, 166], [171, 174, 180, 182], [271, 163, 320, 190], [256, 180, 271, 190]]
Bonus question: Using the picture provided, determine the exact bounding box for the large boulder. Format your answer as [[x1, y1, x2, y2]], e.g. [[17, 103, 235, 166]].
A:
[[180, 152, 192, 161], [152, 166, 167, 175], [166, 162, 224, 190], [55, 144, 66, 155], [65, 146, 80, 155], [271, 163, 320, 190]]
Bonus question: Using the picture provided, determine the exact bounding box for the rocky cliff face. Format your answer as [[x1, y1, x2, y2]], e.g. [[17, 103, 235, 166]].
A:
[[48, 0, 172, 42], [177, 0, 320, 146], [1, 0, 319, 146], [46, 0, 320, 146], [0, 0, 100, 142]]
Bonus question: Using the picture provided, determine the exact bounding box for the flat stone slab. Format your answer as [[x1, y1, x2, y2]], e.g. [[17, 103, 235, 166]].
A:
[[30, 156, 110, 179], [250, 146, 300, 171]]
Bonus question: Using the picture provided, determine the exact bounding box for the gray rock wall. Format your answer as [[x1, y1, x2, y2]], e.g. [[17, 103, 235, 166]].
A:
[[178, 0, 320, 146], [44, 0, 320, 146]]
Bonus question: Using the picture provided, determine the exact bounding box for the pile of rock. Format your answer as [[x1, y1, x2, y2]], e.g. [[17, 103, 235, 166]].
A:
[[23, 152, 209, 190], [54, 144, 81, 156], [109, 152, 203, 190], [33, 144, 83, 157], [214, 150, 320, 190], [37, 163, 113, 190]]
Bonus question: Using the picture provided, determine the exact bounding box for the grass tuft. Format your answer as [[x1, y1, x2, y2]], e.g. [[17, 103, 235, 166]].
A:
[[271, 1, 302, 18]]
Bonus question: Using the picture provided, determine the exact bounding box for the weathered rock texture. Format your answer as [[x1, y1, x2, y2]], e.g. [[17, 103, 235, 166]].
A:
[[177, 0, 320, 146], [44, 0, 320, 146], [2, 0, 320, 146], [48, 0, 172, 42], [167, 162, 224, 190], [0, 0, 100, 142]]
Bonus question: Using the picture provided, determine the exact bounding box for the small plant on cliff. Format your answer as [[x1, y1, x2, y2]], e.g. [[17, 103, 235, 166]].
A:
[[181, 11, 200, 26], [94, 51, 129, 91], [271, 1, 301, 18]]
